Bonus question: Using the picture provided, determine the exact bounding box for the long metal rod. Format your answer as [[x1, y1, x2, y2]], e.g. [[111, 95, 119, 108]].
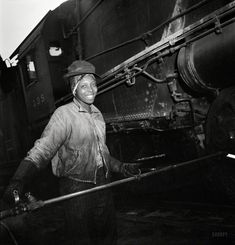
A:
[[43, 151, 225, 206], [0, 151, 226, 220], [135, 154, 166, 162]]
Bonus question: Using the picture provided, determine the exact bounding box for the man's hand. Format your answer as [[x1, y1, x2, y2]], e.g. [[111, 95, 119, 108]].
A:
[[2, 159, 39, 206], [120, 163, 141, 177], [2, 180, 24, 206]]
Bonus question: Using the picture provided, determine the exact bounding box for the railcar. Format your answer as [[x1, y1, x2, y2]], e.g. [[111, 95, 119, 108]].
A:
[[1, 0, 235, 200]]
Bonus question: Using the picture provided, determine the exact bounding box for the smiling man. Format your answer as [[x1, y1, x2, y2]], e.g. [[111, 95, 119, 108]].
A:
[[3, 60, 142, 245]]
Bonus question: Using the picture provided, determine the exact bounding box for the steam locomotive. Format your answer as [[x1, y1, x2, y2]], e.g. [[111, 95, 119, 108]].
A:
[[1, 0, 235, 201]]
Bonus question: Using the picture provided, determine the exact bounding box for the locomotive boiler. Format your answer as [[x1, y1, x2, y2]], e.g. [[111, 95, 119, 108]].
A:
[[1, 0, 235, 200]]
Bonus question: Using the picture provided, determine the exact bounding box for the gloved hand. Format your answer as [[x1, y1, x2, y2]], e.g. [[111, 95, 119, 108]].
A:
[[2, 180, 24, 206], [3, 159, 39, 205], [120, 163, 141, 177]]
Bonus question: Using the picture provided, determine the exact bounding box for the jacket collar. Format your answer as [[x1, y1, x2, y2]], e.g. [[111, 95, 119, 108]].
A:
[[73, 97, 99, 113]]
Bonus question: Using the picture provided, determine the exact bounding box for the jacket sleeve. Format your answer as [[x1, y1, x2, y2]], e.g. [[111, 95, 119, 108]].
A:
[[109, 155, 123, 173], [25, 108, 68, 169]]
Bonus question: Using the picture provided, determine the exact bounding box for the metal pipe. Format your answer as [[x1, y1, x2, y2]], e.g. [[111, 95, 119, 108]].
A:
[[0, 151, 226, 220], [135, 154, 166, 162], [42, 151, 225, 206]]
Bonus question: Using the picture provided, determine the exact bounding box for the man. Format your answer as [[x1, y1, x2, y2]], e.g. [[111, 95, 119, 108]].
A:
[[4, 60, 139, 245]]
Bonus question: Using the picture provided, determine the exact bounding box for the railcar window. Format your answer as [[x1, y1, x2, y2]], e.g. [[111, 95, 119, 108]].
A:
[[27, 61, 36, 80], [21, 53, 37, 87]]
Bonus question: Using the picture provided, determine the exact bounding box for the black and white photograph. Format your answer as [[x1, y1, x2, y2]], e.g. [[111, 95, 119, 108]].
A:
[[0, 0, 235, 244]]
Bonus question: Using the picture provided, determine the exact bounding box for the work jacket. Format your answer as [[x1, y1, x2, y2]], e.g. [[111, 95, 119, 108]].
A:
[[25, 98, 122, 184]]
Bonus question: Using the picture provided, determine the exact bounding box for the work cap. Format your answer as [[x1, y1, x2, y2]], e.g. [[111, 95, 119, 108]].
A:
[[64, 60, 100, 78]]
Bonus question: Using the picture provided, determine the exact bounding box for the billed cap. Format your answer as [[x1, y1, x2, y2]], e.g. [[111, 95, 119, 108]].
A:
[[64, 60, 99, 78]]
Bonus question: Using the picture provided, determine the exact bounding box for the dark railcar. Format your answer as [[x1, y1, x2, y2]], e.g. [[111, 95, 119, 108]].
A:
[[1, 0, 235, 200]]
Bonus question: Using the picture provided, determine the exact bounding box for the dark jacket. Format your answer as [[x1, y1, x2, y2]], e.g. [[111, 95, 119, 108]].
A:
[[25, 98, 122, 184]]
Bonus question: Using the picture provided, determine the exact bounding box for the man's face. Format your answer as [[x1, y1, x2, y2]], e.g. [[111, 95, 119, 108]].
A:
[[74, 74, 98, 105]]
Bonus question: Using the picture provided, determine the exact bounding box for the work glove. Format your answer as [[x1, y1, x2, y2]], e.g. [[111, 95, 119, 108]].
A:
[[3, 159, 39, 206], [120, 163, 141, 177], [2, 180, 24, 206]]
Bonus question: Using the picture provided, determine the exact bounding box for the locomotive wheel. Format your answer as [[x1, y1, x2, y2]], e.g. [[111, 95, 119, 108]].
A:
[[205, 86, 235, 202]]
